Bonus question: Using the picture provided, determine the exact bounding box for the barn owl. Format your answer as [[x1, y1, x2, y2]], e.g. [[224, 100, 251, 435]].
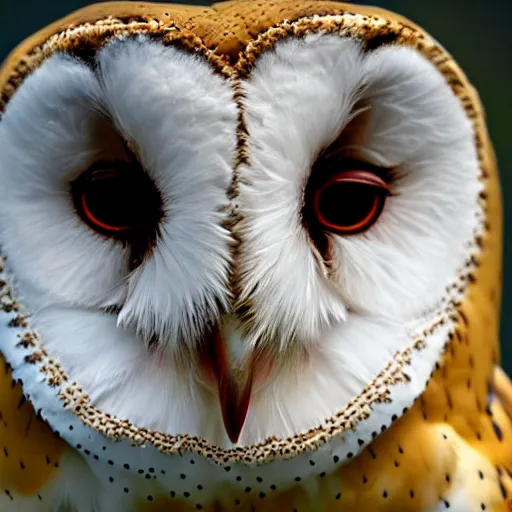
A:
[[0, 0, 510, 510]]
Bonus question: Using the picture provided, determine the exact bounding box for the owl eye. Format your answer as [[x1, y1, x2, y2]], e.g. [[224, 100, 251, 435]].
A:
[[71, 161, 163, 238], [311, 169, 389, 236]]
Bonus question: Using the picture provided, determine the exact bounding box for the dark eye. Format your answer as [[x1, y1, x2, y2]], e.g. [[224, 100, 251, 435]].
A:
[[71, 161, 164, 241], [308, 167, 390, 236]]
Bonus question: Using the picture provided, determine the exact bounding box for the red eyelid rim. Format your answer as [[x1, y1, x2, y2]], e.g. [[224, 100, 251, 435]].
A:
[[312, 169, 389, 234], [80, 193, 131, 233], [319, 170, 390, 189]]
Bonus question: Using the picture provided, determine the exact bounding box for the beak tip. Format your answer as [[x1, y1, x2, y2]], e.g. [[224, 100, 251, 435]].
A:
[[221, 392, 250, 445], [227, 429, 242, 445]]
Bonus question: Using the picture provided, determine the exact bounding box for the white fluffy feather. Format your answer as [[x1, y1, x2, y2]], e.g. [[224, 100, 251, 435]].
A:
[[0, 38, 236, 445], [0, 35, 480, 449], [236, 35, 481, 442]]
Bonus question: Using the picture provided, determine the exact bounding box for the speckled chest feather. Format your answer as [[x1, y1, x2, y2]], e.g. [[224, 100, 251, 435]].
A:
[[0, 1, 510, 511]]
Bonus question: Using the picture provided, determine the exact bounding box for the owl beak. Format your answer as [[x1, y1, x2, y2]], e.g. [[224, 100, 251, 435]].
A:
[[208, 328, 253, 444], [217, 355, 253, 444]]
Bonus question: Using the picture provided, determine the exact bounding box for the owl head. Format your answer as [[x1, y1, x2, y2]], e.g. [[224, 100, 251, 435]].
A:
[[0, 0, 500, 499]]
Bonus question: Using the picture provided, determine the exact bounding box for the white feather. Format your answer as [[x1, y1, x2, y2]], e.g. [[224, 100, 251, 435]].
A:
[[0, 35, 480, 455], [236, 35, 481, 441]]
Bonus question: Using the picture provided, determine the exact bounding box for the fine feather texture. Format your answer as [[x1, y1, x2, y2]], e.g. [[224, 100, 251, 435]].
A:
[[235, 35, 481, 443], [238, 34, 480, 340], [0, 37, 238, 345], [0, 38, 237, 446], [0, 34, 480, 451]]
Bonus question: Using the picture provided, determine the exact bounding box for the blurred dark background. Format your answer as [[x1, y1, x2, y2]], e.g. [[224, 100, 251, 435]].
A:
[[1, 0, 511, 370]]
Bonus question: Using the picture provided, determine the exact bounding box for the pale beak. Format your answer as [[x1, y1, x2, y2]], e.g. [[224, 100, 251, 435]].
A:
[[212, 331, 253, 443], [200, 321, 254, 444]]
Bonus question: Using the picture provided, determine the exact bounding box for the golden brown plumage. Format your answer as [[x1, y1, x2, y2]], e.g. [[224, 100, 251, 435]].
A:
[[0, 1, 509, 510]]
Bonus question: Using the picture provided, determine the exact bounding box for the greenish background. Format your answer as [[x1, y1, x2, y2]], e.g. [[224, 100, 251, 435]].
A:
[[1, 1, 510, 370]]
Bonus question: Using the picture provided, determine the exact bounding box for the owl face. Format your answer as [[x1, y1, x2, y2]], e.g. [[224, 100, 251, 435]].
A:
[[0, 0, 491, 472]]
